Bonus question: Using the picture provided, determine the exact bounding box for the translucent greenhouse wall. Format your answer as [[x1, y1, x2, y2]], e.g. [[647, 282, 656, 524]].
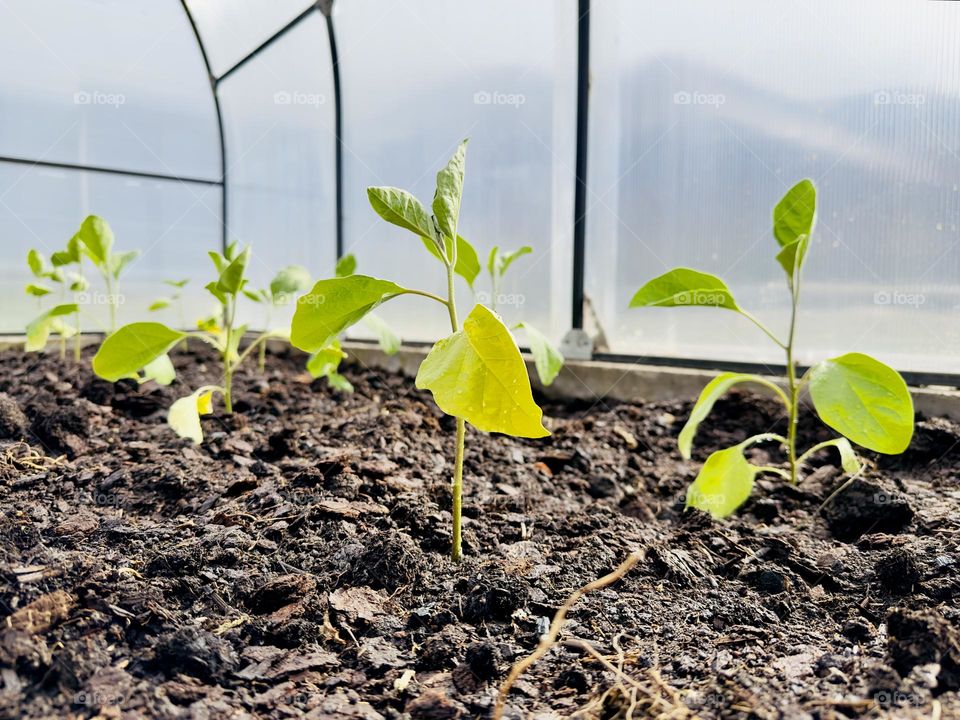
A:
[[587, 0, 960, 373], [1, 1, 959, 376]]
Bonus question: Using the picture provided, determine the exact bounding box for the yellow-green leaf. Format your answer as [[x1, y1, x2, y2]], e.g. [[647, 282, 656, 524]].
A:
[[416, 304, 549, 438], [291, 275, 408, 353], [775, 233, 810, 280], [367, 186, 435, 240], [92, 322, 186, 382], [25, 304, 79, 352], [685, 444, 757, 518], [517, 322, 563, 386], [629, 268, 739, 310], [78, 215, 114, 265], [168, 388, 216, 444], [139, 354, 176, 386], [420, 234, 480, 288], [216, 246, 250, 295], [773, 179, 816, 247], [433, 139, 468, 242], [807, 352, 914, 454]]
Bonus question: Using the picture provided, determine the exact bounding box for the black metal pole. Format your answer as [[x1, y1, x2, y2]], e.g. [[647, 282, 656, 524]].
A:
[[180, 0, 229, 253], [322, 4, 344, 259], [572, 0, 590, 329], [215, 5, 319, 86], [0, 155, 221, 186]]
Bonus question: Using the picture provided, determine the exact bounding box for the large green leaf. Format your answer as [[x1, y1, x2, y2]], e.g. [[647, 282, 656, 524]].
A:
[[367, 187, 435, 240], [517, 322, 563, 386], [685, 444, 757, 518], [78, 215, 114, 265], [270, 265, 311, 303], [25, 304, 79, 352], [775, 233, 810, 280], [420, 234, 480, 287], [773, 179, 816, 247], [416, 304, 549, 438], [629, 268, 739, 310], [92, 322, 186, 381], [291, 275, 408, 352], [679, 373, 785, 459], [432, 139, 468, 242], [216, 246, 250, 295], [807, 352, 914, 454]]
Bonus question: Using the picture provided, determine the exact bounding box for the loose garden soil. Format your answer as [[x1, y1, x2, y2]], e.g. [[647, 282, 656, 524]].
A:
[[1, 345, 958, 719]]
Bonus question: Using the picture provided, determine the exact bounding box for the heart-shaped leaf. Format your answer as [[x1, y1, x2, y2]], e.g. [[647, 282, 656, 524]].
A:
[[291, 275, 408, 353], [685, 444, 757, 518], [629, 268, 739, 310], [807, 352, 914, 454], [773, 179, 816, 247], [416, 304, 549, 438], [92, 322, 186, 381]]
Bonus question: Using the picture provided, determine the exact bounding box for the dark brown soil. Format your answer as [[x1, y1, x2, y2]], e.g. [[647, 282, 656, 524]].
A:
[[1, 345, 958, 719]]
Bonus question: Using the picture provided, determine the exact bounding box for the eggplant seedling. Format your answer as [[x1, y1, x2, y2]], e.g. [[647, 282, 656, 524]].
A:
[[92, 243, 285, 443], [76, 215, 138, 332], [24, 236, 88, 361], [486, 246, 564, 386], [630, 180, 914, 517], [291, 140, 549, 561]]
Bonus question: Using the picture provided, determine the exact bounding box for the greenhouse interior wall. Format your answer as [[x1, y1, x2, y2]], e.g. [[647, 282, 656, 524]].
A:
[[2, 0, 960, 377]]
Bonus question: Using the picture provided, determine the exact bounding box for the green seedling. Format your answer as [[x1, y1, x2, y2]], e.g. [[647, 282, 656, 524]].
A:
[[243, 265, 312, 373], [75, 215, 138, 333], [303, 254, 401, 392], [486, 246, 564, 386], [630, 180, 914, 517], [92, 243, 285, 443], [291, 140, 549, 561], [24, 235, 88, 361]]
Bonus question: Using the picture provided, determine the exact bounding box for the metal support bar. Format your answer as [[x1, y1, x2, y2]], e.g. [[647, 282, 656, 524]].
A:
[[0, 155, 221, 186], [571, 0, 590, 330], [180, 0, 229, 253], [214, 5, 320, 86], [322, 4, 345, 259]]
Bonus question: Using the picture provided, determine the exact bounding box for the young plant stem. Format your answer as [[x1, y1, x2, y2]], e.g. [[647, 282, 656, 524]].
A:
[[258, 341, 266, 374], [223, 296, 236, 414], [104, 272, 118, 333], [443, 255, 466, 563], [785, 272, 802, 483], [73, 309, 81, 362]]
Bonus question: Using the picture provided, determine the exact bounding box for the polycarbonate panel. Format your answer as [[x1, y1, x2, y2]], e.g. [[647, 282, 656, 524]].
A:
[[587, 0, 960, 374], [218, 13, 336, 330], [336, 0, 577, 345], [0, 164, 221, 334], [0, 1, 219, 179], [184, 0, 315, 77]]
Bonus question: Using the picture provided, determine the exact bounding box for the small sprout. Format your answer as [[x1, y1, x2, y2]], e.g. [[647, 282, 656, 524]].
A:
[[630, 179, 914, 517], [92, 244, 287, 444], [292, 140, 549, 561], [24, 234, 88, 361], [244, 265, 312, 372]]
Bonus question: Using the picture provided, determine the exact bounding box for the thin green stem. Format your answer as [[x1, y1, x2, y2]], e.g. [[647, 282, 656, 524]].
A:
[[444, 227, 464, 563], [784, 272, 802, 483], [756, 466, 792, 480], [402, 288, 449, 306], [738, 309, 786, 349], [748, 377, 791, 411], [223, 296, 236, 414], [796, 438, 843, 468]]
